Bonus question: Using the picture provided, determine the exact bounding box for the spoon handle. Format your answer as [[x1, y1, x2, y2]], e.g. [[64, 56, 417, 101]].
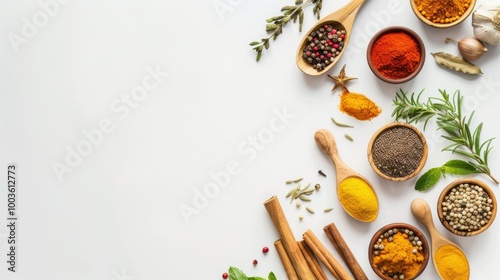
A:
[[314, 129, 343, 165], [411, 198, 440, 238]]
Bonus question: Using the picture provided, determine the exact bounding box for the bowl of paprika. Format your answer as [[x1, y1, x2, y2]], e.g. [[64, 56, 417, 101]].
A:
[[366, 26, 425, 84], [410, 0, 476, 28]]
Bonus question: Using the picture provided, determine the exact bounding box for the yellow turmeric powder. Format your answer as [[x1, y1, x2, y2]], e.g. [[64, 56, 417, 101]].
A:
[[435, 245, 470, 280], [338, 177, 378, 222], [415, 0, 471, 24], [372, 232, 425, 279], [339, 91, 381, 121]]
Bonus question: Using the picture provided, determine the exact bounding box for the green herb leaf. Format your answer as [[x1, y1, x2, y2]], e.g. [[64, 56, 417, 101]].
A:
[[415, 167, 442, 191], [229, 267, 248, 280], [443, 159, 478, 175], [268, 272, 277, 280], [247, 277, 266, 280]]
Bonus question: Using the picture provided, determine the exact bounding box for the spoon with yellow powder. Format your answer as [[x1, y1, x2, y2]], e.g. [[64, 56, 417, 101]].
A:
[[314, 129, 379, 222], [411, 198, 470, 280]]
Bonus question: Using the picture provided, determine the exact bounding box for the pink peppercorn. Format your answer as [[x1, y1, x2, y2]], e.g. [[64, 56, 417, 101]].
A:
[[222, 272, 228, 279], [253, 259, 258, 265], [262, 247, 269, 253], [333, 43, 339, 49], [340, 34, 345, 39]]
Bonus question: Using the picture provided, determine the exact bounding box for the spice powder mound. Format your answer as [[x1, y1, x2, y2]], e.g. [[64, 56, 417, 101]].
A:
[[371, 126, 424, 178], [339, 91, 381, 121], [371, 31, 421, 80]]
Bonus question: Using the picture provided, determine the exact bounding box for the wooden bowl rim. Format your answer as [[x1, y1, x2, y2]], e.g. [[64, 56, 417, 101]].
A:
[[367, 122, 428, 181], [366, 26, 426, 84], [368, 222, 430, 280], [437, 178, 497, 236], [409, 0, 476, 28]]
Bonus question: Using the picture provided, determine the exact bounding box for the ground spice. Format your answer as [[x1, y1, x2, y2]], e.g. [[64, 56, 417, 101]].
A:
[[371, 126, 424, 178], [372, 230, 425, 279], [339, 91, 381, 121], [338, 177, 378, 222], [435, 245, 469, 280], [371, 32, 421, 79], [415, 0, 471, 24]]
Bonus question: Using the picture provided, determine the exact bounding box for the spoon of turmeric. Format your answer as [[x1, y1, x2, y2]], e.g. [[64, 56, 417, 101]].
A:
[[411, 198, 470, 280], [314, 129, 378, 222], [296, 0, 366, 76]]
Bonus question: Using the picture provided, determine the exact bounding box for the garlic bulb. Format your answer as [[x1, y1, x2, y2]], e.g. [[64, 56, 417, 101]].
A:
[[445, 37, 488, 61], [472, 3, 500, 45]]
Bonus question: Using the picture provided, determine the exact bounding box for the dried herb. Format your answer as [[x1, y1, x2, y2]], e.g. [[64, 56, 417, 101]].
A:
[[331, 117, 354, 128], [392, 89, 498, 188], [250, 0, 323, 61], [228, 266, 276, 280], [327, 64, 357, 92], [431, 52, 483, 75]]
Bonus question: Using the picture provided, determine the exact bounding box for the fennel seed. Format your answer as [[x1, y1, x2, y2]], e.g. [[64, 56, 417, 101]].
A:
[[306, 206, 315, 214]]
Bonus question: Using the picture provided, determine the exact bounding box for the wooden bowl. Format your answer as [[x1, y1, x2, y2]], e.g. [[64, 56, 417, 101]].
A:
[[366, 26, 425, 84], [438, 178, 497, 236], [367, 122, 428, 181], [369, 223, 430, 280], [410, 0, 476, 28]]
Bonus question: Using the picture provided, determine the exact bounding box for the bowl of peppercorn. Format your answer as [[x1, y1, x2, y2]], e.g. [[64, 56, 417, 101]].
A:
[[367, 122, 428, 181], [410, 0, 476, 28], [366, 26, 425, 84], [438, 178, 497, 236], [369, 223, 430, 280]]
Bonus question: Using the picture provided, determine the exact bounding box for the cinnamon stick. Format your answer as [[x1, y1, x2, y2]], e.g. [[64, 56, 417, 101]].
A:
[[275, 240, 299, 280], [264, 196, 314, 280], [303, 229, 353, 280], [298, 240, 328, 280], [324, 223, 368, 280]]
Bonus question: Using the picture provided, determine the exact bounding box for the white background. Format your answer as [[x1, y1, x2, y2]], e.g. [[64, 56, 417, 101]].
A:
[[1, 0, 499, 279]]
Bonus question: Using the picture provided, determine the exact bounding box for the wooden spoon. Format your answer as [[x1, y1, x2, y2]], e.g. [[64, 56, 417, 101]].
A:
[[411, 198, 470, 279], [296, 0, 366, 76], [314, 129, 378, 222]]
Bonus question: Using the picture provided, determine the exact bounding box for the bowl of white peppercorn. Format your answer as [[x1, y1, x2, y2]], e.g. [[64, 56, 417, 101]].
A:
[[438, 178, 497, 236]]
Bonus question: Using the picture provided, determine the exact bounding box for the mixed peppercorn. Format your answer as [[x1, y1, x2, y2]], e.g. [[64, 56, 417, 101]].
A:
[[302, 24, 347, 71]]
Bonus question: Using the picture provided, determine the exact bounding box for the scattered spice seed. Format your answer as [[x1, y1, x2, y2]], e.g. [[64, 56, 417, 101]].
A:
[[318, 170, 327, 177], [331, 117, 354, 128], [299, 195, 311, 201], [253, 259, 258, 265], [314, 183, 321, 190], [344, 134, 353, 141], [296, 201, 302, 207], [222, 272, 228, 279], [262, 247, 269, 254], [286, 177, 303, 184], [324, 207, 334, 212], [306, 206, 315, 214], [299, 215, 304, 220]]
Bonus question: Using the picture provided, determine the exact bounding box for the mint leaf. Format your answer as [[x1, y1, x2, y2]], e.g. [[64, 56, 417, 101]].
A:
[[247, 277, 266, 280], [229, 266, 248, 280], [443, 159, 478, 175], [268, 272, 277, 280], [415, 167, 442, 191]]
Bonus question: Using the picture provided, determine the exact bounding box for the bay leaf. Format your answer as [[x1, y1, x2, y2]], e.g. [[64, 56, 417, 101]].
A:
[[431, 52, 483, 75]]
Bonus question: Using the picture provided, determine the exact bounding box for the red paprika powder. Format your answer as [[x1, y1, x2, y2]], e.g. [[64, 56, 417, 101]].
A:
[[370, 31, 421, 79]]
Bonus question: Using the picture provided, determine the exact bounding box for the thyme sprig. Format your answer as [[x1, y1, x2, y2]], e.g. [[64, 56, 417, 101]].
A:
[[249, 0, 322, 61], [392, 89, 498, 187]]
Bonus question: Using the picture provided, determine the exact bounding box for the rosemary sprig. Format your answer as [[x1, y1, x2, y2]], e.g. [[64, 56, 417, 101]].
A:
[[392, 89, 498, 186], [249, 0, 322, 61]]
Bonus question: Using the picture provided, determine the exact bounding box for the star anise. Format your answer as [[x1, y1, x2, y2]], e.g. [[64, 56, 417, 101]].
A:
[[328, 64, 357, 92]]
